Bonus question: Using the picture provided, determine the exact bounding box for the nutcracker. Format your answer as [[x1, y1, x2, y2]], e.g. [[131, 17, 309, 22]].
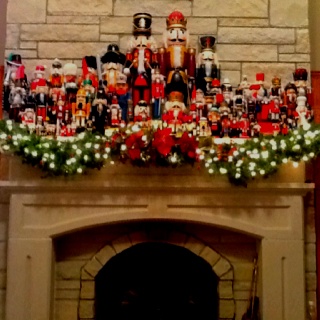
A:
[[158, 10, 196, 107]]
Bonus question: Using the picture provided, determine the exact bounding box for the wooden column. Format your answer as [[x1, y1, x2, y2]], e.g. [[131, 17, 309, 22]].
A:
[[311, 71, 320, 318], [0, 65, 4, 119]]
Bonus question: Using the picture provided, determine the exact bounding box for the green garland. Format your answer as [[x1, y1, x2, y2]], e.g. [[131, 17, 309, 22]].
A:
[[1, 119, 320, 185]]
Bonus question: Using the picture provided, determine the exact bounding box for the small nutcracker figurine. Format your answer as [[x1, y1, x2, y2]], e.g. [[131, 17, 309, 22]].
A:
[[151, 68, 165, 119], [72, 88, 90, 129], [158, 10, 196, 107], [48, 58, 64, 88], [115, 73, 132, 123], [80, 56, 99, 89], [63, 63, 78, 93], [35, 78, 49, 124], [134, 100, 150, 128], [196, 35, 220, 95], [90, 85, 109, 134], [109, 95, 122, 127], [124, 13, 157, 108]]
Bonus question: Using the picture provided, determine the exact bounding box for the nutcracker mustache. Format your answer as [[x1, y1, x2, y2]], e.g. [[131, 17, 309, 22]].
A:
[[169, 38, 185, 43]]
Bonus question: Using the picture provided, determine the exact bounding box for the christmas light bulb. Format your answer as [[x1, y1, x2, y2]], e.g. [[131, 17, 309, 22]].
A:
[[293, 162, 299, 168], [219, 168, 227, 174], [208, 168, 214, 174], [77, 168, 83, 173]]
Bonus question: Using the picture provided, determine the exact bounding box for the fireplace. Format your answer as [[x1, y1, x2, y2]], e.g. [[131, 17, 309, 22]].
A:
[[1, 157, 314, 320], [94, 242, 219, 320]]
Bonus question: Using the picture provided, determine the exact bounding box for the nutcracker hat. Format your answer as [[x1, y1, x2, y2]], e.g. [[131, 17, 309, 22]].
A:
[[199, 36, 216, 51], [34, 65, 46, 74], [256, 73, 265, 82], [77, 88, 86, 97], [83, 79, 93, 86], [82, 56, 97, 71], [166, 10, 187, 30], [168, 91, 184, 102], [116, 73, 127, 84], [52, 58, 62, 69], [221, 78, 232, 92], [63, 63, 78, 76], [101, 44, 120, 64], [7, 53, 22, 66], [284, 82, 297, 92], [293, 68, 308, 81], [137, 100, 148, 107], [133, 13, 152, 36]]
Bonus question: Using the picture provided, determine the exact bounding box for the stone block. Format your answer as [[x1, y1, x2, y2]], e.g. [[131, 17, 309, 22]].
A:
[[83, 257, 103, 278], [47, 15, 99, 24], [187, 18, 218, 35], [233, 280, 251, 291], [38, 42, 109, 59], [306, 272, 317, 291], [278, 45, 295, 54], [112, 235, 131, 253], [217, 44, 277, 62], [5, 24, 19, 49], [79, 300, 95, 319], [56, 260, 85, 280], [220, 269, 234, 280], [235, 299, 249, 320], [200, 246, 220, 266], [212, 258, 232, 277], [218, 18, 269, 27], [220, 62, 241, 71], [21, 24, 99, 42], [94, 245, 116, 266], [167, 231, 187, 247], [296, 29, 310, 53], [184, 236, 206, 255], [55, 299, 78, 320], [218, 27, 295, 44], [233, 290, 250, 300], [305, 243, 316, 272], [56, 288, 80, 300], [232, 262, 253, 281], [270, 0, 308, 27], [219, 299, 236, 318], [80, 280, 95, 299], [48, 0, 112, 15], [7, 0, 46, 23], [219, 280, 234, 299], [56, 280, 80, 290], [193, 0, 268, 17], [81, 268, 94, 281], [242, 62, 296, 87], [101, 17, 133, 34], [279, 53, 310, 62], [114, 1, 192, 17], [99, 34, 120, 43], [20, 41, 37, 49], [129, 231, 149, 245]]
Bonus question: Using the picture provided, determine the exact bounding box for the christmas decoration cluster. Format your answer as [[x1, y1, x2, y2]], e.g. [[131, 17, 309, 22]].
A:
[[0, 10, 318, 184]]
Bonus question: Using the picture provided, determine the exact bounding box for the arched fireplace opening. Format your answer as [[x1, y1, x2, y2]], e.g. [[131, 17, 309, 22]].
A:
[[95, 242, 219, 320]]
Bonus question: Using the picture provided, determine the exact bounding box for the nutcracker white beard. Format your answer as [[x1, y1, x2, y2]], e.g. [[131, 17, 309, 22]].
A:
[[173, 46, 182, 68], [138, 48, 146, 74], [204, 61, 212, 77]]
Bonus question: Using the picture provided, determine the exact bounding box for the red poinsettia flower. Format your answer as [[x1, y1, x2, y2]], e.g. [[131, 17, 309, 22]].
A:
[[125, 131, 145, 160], [111, 132, 122, 149], [178, 132, 199, 159], [152, 128, 175, 157]]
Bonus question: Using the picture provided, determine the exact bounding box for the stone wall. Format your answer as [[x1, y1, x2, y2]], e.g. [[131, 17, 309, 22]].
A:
[[5, 0, 310, 86]]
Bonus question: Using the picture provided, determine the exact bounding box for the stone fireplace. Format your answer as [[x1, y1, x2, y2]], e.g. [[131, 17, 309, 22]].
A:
[[0, 157, 314, 320]]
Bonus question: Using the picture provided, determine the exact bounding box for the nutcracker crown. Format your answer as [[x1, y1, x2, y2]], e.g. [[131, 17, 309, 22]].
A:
[[166, 10, 187, 30], [168, 91, 184, 102], [272, 76, 281, 86]]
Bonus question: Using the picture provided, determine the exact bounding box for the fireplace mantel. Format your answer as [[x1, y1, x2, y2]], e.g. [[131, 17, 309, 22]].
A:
[[0, 155, 315, 320]]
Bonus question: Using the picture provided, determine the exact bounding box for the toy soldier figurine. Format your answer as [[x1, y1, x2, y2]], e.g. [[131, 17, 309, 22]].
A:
[[115, 73, 132, 123], [49, 58, 64, 88], [101, 44, 126, 102], [80, 56, 99, 89], [283, 82, 297, 118], [196, 36, 220, 95], [134, 100, 151, 128], [35, 78, 49, 125], [3, 54, 28, 114], [151, 68, 165, 119], [72, 88, 90, 130], [293, 68, 309, 97], [158, 10, 196, 107], [124, 13, 157, 108]]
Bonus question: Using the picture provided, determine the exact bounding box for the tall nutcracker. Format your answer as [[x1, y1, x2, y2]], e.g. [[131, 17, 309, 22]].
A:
[[151, 68, 165, 119], [196, 36, 220, 95], [158, 10, 196, 108], [124, 13, 158, 108]]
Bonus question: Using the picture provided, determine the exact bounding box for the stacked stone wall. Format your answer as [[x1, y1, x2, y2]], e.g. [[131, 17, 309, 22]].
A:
[[5, 0, 310, 87]]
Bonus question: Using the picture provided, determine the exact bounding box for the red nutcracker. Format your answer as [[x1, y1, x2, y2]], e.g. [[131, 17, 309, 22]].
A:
[[134, 100, 150, 128], [49, 58, 64, 88], [158, 10, 196, 107], [124, 13, 157, 108], [80, 56, 99, 89], [151, 68, 165, 119], [35, 78, 49, 124]]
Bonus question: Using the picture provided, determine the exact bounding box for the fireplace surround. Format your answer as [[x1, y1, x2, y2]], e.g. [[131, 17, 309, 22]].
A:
[[0, 156, 314, 320]]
